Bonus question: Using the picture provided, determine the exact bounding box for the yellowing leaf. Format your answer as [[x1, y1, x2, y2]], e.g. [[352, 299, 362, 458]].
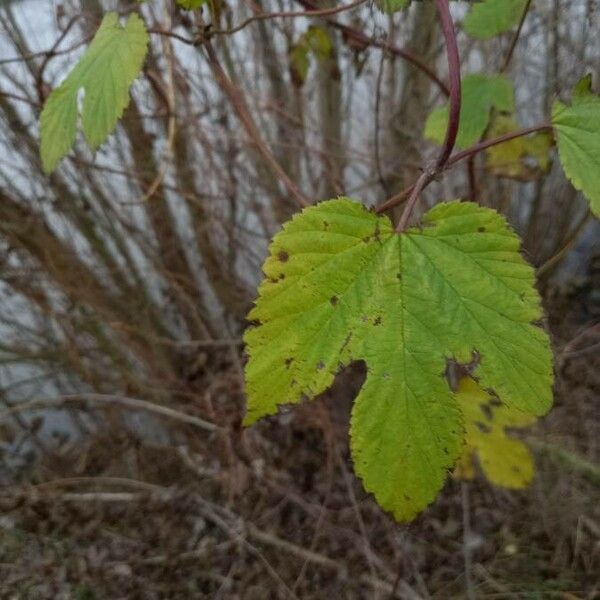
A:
[[289, 27, 332, 85], [376, 0, 409, 13], [244, 199, 553, 521], [304, 27, 332, 60], [40, 13, 149, 173], [425, 74, 515, 149], [464, 0, 528, 40], [552, 76, 600, 218], [176, 0, 207, 8], [290, 44, 310, 84], [485, 116, 552, 180], [454, 378, 535, 489]]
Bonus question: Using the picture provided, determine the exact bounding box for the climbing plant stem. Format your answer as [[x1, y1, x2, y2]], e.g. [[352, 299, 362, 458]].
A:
[[395, 0, 461, 232]]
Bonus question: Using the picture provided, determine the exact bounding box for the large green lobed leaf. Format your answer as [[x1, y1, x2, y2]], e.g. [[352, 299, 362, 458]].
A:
[[40, 13, 149, 173], [244, 199, 553, 521], [464, 0, 528, 39], [552, 76, 600, 218]]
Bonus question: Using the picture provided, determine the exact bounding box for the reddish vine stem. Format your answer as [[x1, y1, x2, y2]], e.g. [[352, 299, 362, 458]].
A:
[[395, 0, 461, 233], [446, 123, 552, 167], [377, 123, 552, 215], [433, 0, 462, 171]]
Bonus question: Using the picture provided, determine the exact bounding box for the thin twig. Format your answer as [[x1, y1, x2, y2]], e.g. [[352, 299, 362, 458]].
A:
[[377, 123, 552, 214], [537, 209, 590, 278], [500, 0, 533, 73], [374, 35, 391, 196], [210, 0, 368, 36], [36, 15, 83, 102], [446, 123, 552, 168], [0, 393, 220, 432], [139, 7, 177, 202], [202, 38, 310, 208], [0, 29, 91, 65], [0, 91, 39, 107], [296, 0, 449, 96]]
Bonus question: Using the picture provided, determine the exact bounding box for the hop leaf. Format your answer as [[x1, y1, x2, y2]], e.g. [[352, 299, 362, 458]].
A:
[[464, 0, 529, 40], [454, 377, 536, 489], [40, 13, 149, 173], [485, 115, 552, 181], [552, 76, 600, 218], [244, 199, 553, 521], [425, 74, 514, 149]]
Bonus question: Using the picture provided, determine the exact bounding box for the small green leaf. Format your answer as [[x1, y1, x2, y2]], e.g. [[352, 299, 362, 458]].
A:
[[176, 0, 207, 8], [425, 74, 514, 148], [304, 26, 332, 60], [290, 44, 310, 84], [454, 377, 536, 489], [40, 13, 149, 173], [376, 0, 409, 14], [244, 199, 553, 521], [289, 27, 332, 85], [552, 77, 600, 218], [464, 0, 528, 39]]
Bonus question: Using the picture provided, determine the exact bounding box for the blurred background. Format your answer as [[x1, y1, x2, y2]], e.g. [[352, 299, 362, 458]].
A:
[[0, 0, 598, 597]]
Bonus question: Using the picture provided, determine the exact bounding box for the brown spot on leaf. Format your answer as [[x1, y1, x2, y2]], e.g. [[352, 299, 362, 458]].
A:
[[373, 222, 381, 242], [374, 316, 382, 326], [316, 360, 325, 370], [284, 357, 294, 369], [475, 421, 491, 434], [330, 296, 339, 306], [478, 226, 486, 233], [480, 403, 493, 421], [278, 250, 289, 262]]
